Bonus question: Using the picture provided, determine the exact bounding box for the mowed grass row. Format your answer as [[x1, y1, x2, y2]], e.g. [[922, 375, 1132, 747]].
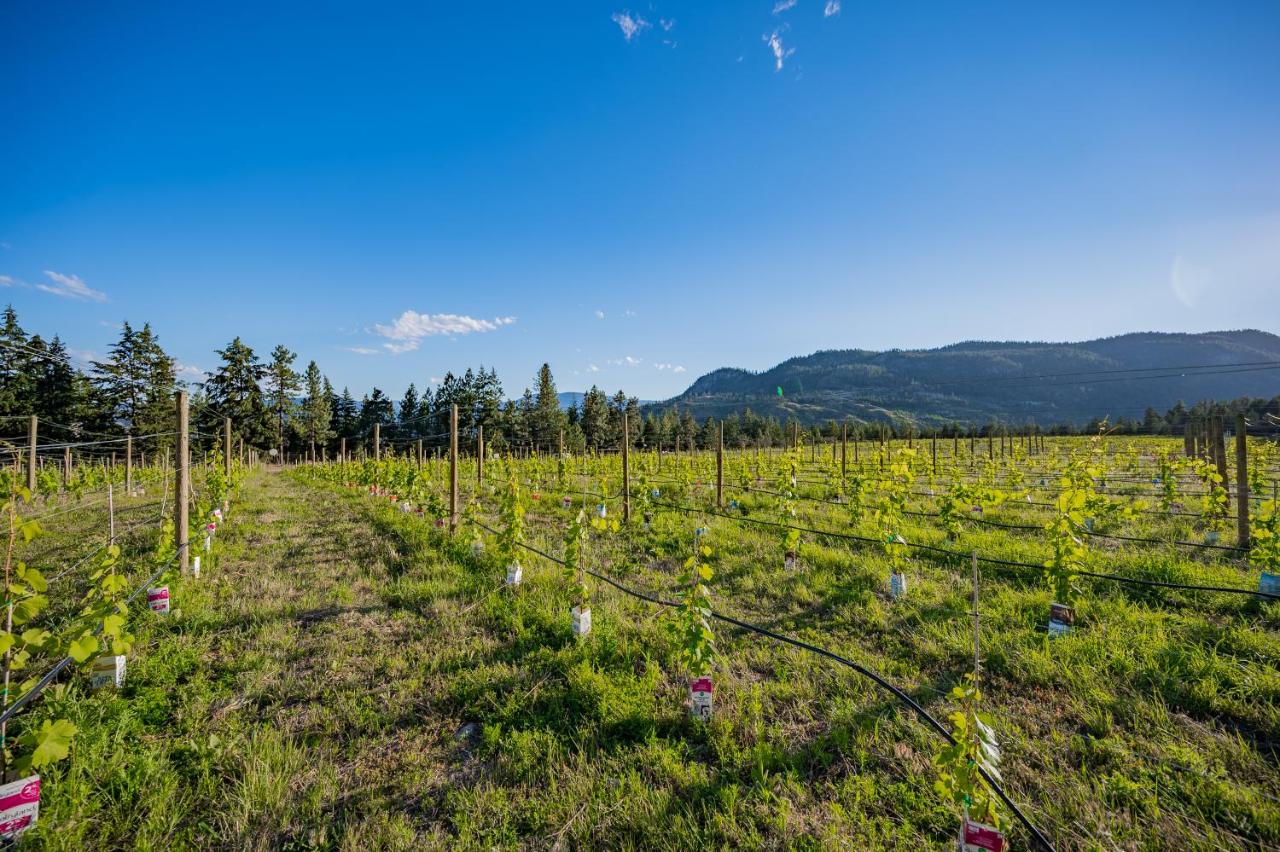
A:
[[310, 462, 1280, 850], [19, 465, 1280, 849]]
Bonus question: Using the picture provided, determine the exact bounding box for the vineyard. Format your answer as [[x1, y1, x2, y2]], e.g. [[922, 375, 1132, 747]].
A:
[[2, 410, 1279, 849]]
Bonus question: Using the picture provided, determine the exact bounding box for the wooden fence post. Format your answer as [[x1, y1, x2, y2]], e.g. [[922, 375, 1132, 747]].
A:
[[175, 390, 190, 574], [716, 421, 724, 509], [477, 425, 484, 486], [1236, 414, 1250, 549], [449, 404, 458, 535], [840, 423, 847, 480], [223, 418, 232, 512], [26, 415, 37, 494], [373, 423, 380, 462], [125, 433, 133, 493], [622, 415, 632, 523]]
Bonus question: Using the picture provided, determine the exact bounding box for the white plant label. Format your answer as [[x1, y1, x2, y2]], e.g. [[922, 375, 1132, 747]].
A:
[[1047, 602, 1074, 637], [572, 606, 591, 637], [597, 503, 607, 519], [506, 563, 522, 586], [689, 676, 713, 720], [0, 775, 40, 839], [959, 817, 1006, 851], [203, 535, 212, 553], [90, 655, 126, 690], [192, 556, 201, 578], [890, 571, 907, 599], [148, 586, 171, 615]]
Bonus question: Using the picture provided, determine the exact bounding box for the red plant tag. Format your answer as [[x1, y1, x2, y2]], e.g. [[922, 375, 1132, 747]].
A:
[[0, 775, 39, 839], [961, 818, 1005, 851]]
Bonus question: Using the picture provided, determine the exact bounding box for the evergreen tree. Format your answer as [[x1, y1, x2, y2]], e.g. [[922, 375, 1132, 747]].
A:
[[0, 306, 34, 417], [359, 388, 394, 450], [92, 321, 176, 441], [332, 387, 358, 441], [266, 344, 300, 454], [398, 383, 419, 440], [531, 363, 564, 450], [580, 386, 609, 448], [203, 337, 271, 448], [299, 361, 333, 456]]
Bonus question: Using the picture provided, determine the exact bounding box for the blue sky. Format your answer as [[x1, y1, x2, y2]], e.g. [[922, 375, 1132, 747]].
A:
[[1, 2, 1277, 401]]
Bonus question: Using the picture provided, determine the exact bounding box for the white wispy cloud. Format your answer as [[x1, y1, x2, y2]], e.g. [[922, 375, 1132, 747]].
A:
[[660, 18, 675, 31], [611, 10, 650, 41], [607, 355, 642, 367], [594, 309, 606, 319], [773, 0, 797, 13], [0, 275, 15, 288], [66, 347, 104, 365], [654, 362, 687, 373], [764, 29, 795, 71], [588, 364, 601, 373], [36, 270, 107, 302], [344, 346, 381, 356], [175, 363, 204, 379], [823, 0, 841, 16], [372, 311, 516, 354]]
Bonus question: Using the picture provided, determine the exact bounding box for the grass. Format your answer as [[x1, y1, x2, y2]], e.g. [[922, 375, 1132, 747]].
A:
[[12, 443, 1280, 849]]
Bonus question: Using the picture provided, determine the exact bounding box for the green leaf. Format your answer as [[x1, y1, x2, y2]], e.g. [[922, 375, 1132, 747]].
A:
[[28, 718, 77, 767], [68, 632, 98, 663]]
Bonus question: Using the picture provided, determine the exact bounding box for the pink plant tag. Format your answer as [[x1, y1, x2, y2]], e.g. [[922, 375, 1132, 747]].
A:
[[0, 775, 40, 839], [960, 818, 1005, 851], [148, 586, 171, 614], [689, 676, 713, 720]]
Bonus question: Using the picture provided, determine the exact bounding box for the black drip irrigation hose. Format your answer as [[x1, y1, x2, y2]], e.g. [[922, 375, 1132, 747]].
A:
[[0, 542, 189, 729], [723, 478, 1247, 553], [645, 500, 1280, 602], [465, 516, 1057, 851]]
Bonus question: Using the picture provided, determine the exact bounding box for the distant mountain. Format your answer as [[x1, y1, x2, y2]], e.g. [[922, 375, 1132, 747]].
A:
[[647, 330, 1280, 427], [557, 392, 585, 410], [559, 391, 653, 410]]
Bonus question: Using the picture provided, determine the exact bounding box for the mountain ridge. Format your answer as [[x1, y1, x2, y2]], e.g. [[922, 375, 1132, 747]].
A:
[[646, 330, 1280, 427]]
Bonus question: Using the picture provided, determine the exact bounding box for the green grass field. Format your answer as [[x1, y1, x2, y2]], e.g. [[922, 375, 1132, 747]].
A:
[[12, 439, 1280, 850]]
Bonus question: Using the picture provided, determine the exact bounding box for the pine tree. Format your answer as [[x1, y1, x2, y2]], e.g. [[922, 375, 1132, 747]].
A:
[[398, 383, 419, 440], [0, 305, 34, 417], [532, 363, 564, 451], [203, 337, 271, 449], [91, 321, 176, 441], [299, 361, 333, 457], [359, 388, 394, 448], [580, 386, 609, 448], [267, 345, 301, 455], [332, 387, 358, 441]]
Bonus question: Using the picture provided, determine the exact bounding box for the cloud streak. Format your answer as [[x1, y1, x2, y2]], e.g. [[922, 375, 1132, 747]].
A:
[[763, 29, 794, 71], [36, 270, 107, 302], [372, 311, 516, 354], [611, 11, 650, 41]]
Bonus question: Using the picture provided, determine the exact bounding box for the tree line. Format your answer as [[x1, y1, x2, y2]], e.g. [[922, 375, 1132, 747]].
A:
[[2, 305, 1274, 459]]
